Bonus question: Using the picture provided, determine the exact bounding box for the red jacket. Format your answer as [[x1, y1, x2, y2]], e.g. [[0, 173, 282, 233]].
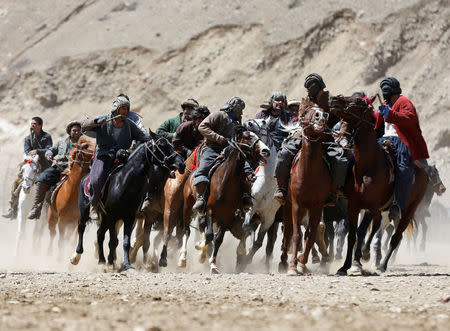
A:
[[378, 96, 429, 160]]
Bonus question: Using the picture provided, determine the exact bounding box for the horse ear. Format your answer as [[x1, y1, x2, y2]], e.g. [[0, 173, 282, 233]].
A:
[[148, 129, 157, 140]]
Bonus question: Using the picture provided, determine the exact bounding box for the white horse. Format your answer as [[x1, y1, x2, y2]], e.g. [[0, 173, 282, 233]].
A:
[[238, 118, 280, 270], [15, 154, 46, 257]]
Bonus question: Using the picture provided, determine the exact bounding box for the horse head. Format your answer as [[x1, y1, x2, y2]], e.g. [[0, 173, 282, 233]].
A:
[[231, 125, 270, 168], [21, 154, 40, 194], [427, 165, 446, 196], [244, 119, 275, 149], [69, 137, 96, 171], [328, 95, 373, 127], [300, 102, 329, 141], [148, 130, 186, 175]]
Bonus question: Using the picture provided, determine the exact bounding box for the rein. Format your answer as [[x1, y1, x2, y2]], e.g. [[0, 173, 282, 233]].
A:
[[145, 137, 179, 172]]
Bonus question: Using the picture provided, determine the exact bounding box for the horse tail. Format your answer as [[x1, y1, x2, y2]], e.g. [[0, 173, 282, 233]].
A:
[[406, 219, 415, 239]]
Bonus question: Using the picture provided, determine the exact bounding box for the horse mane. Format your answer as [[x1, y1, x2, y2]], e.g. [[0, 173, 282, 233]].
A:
[[232, 125, 247, 140]]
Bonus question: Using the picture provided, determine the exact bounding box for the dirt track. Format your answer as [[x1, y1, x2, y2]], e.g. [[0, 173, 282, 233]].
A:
[[1, 262, 449, 331]]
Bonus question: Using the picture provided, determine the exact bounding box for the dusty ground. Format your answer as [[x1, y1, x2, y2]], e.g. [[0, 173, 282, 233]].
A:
[[1, 264, 449, 331]]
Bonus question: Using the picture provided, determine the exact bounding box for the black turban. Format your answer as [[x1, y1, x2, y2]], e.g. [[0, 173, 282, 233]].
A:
[[380, 77, 402, 96], [304, 73, 326, 90]]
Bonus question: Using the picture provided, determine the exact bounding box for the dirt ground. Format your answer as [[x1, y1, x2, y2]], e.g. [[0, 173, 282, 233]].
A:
[[1, 218, 449, 331], [1, 264, 449, 331]]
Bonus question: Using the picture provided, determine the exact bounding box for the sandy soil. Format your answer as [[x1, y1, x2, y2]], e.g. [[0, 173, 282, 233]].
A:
[[1, 264, 449, 331]]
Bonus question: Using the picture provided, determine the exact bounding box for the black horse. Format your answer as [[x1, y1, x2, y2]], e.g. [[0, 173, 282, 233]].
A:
[[70, 132, 185, 270]]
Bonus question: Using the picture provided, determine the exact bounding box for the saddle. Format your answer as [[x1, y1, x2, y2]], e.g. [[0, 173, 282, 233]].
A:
[[208, 146, 232, 180], [50, 174, 69, 208]]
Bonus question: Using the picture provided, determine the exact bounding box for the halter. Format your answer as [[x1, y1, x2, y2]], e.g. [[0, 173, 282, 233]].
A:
[[145, 137, 179, 172], [69, 144, 95, 167], [228, 133, 262, 159], [245, 119, 276, 149], [299, 105, 329, 142], [22, 158, 40, 184]]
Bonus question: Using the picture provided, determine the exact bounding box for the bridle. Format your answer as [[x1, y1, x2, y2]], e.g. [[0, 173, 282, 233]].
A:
[[228, 132, 262, 159], [22, 158, 39, 184], [144, 137, 180, 172], [245, 119, 276, 150], [69, 144, 95, 168], [299, 105, 329, 142], [329, 97, 374, 141]]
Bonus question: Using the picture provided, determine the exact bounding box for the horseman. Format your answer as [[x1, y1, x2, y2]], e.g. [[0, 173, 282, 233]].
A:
[[287, 99, 301, 123], [27, 122, 82, 220], [376, 77, 431, 221], [172, 106, 210, 159], [156, 98, 199, 140], [2, 117, 53, 219], [192, 97, 254, 214], [273, 73, 350, 204], [256, 91, 294, 147], [82, 95, 150, 220]]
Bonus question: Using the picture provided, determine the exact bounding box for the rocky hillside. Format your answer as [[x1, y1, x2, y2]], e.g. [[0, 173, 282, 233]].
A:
[[0, 0, 448, 204]]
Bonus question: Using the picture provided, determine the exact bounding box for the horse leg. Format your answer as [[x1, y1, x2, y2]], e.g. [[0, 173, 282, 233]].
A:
[[265, 221, 278, 272], [209, 226, 225, 274], [288, 203, 304, 276], [337, 206, 359, 275], [279, 211, 291, 273], [97, 222, 107, 264], [235, 234, 247, 273], [420, 219, 427, 252], [383, 223, 394, 254], [130, 217, 144, 264], [178, 227, 190, 268], [298, 208, 322, 274], [57, 222, 66, 262], [378, 217, 411, 273], [70, 207, 89, 265], [372, 221, 384, 268], [246, 220, 271, 265], [107, 224, 118, 268], [352, 211, 371, 272], [47, 211, 58, 257], [315, 222, 329, 265], [335, 218, 347, 260], [324, 219, 335, 262], [362, 212, 382, 263], [122, 217, 134, 270]]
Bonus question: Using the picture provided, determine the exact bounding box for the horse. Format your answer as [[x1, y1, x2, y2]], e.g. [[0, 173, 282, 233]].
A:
[[70, 132, 186, 270], [14, 154, 46, 257], [47, 137, 95, 258], [235, 118, 280, 272], [179, 126, 270, 273], [285, 102, 332, 275], [328, 95, 428, 274], [372, 165, 446, 265]]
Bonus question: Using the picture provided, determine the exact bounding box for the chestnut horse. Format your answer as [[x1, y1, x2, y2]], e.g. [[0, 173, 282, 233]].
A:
[[286, 102, 332, 275], [180, 126, 270, 273], [47, 137, 95, 257], [329, 95, 428, 274]]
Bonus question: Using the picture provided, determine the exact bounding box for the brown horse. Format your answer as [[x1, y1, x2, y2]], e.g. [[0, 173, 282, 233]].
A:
[[47, 137, 95, 257], [180, 126, 270, 273], [328, 95, 428, 274], [284, 102, 332, 275]]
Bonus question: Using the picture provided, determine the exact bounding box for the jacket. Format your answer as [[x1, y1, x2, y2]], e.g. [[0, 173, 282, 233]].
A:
[[198, 111, 235, 149], [172, 120, 204, 158], [384, 96, 429, 160], [24, 130, 53, 155], [156, 113, 183, 141], [45, 137, 73, 167], [82, 114, 150, 157]]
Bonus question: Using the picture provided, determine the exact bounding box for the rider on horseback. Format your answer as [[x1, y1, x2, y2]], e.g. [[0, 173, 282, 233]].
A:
[[376, 77, 431, 221], [82, 94, 150, 220], [2, 117, 53, 219], [27, 121, 83, 220], [192, 97, 254, 214], [172, 106, 210, 159], [156, 98, 199, 140]]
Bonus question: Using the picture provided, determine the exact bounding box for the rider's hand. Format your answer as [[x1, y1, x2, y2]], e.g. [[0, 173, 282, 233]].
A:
[[95, 115, 109, 126], [218, 136, 229, 146], [45, 152, 53, 161], [378, 104, 390, 119]]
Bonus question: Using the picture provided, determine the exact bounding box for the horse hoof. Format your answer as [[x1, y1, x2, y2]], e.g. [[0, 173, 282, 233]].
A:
[[122, 263, 135, 271], [70, 253, 81, 265], [287, 268, 299, 276], [376, 265, 386, 273], [336, 269, 347, 276], [361, 251, 371, 262], [298, 263, 309, 275], [278, 262, 288, 274], [349, 264, 363, 275], [158, 259, 167, 267], [210, 267, 220, 274], [178, 258, 187, 268], [311, 256, 320, 264]]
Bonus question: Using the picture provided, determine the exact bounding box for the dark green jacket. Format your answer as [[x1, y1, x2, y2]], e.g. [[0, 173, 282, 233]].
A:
[[156, 113, 182, 141]]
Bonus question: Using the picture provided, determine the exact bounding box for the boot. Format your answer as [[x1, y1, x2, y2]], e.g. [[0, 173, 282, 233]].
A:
[[242, 193, 253, 212], [2, 205, 17, 219], [192, 182, 208, 215], [89, 204, 99, 221], [273, 177, 288, 205], [27, 182, 49, 220]]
